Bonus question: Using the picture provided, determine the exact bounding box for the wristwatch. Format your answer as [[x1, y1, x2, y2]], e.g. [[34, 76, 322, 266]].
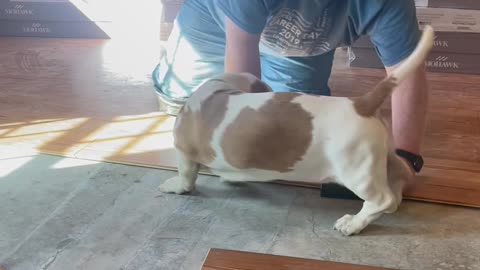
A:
[[395, 149, 424, 173]]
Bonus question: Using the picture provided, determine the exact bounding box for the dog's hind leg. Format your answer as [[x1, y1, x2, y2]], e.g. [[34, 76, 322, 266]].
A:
[[333, 158, 398, 236], [159, 149, 200, 194]]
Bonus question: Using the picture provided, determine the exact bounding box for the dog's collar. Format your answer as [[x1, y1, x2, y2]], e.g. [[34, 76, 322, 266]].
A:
[[396, 149, 424, 173]]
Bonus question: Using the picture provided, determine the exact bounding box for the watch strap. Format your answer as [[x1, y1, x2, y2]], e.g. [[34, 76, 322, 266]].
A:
[[395, 149, 424, 173]]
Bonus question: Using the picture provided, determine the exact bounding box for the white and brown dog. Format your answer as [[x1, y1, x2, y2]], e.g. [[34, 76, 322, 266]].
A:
[[159, 26, 434, 235]]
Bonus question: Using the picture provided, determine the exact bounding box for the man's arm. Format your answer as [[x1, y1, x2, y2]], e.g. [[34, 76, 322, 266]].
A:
[[365, 0, 427, 158], [386, 61, 429, 159], [224, 17, 262, 78]]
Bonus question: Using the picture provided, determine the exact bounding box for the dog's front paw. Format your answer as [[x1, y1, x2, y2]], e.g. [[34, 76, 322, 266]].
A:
[[334, 214, 366, 236], [158, 176, 192, 194]]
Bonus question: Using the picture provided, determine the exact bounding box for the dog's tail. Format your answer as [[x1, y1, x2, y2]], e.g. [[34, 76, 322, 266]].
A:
[[352, 25, 434, 117]]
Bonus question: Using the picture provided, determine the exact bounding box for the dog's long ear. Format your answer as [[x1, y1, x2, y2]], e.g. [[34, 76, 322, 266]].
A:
[[352, 25, 434, 117]]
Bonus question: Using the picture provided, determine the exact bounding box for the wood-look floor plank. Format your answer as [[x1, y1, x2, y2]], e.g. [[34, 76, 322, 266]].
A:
[[202, 249, 397, 270]]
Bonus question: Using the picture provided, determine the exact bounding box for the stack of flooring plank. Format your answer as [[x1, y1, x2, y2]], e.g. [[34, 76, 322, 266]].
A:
[[349, 0, 480, 75], [0, 0, 112, 38]]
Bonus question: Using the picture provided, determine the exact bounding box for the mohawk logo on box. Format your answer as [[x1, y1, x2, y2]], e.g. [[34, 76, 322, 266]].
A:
[[0, 0, 111, 21], [427, 56, 460, 69], [22, 23, 51, 33], [348, 48, 480, 74], [0, 20, 110, 38], [352, 31, 480, 54], [433, 35, 449, 47], [4, 4, 33, 15]]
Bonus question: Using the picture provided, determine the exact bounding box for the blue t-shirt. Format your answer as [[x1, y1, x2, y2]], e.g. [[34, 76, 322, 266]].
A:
[[153, 0, 420, 100]]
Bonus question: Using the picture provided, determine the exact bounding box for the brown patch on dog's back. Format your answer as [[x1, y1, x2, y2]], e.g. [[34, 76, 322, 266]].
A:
[[221, 93, 314, 173], [173, 74, 273, 165], [351, 77, 398, 117]]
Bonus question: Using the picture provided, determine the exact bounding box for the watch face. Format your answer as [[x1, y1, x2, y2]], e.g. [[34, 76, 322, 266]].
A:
[[396, 149, 423, 172], [413, 156, 424, 172]]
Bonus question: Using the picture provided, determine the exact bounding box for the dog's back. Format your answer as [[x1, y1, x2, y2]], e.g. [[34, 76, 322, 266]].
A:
[[173, 73, 274, 166]]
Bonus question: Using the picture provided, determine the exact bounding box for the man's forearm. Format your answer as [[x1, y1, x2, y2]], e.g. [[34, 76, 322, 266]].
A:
[[224, 17, 261, 78], [225, 41, 261, 78], [387, 63, 429, 155]]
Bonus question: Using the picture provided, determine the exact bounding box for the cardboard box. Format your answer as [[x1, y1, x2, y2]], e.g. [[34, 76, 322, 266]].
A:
[[348, 48, 480, 75], [352, 31, 480, 54], [0, 20, 111, 38], [416, 7, 480, 33], [415, 0, 480, 10], [0, 0, 111, 21]]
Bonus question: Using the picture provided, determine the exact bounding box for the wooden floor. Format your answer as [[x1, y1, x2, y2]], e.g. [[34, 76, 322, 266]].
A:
[[0, 37, 479, 207], [0, 37, 178, 169]]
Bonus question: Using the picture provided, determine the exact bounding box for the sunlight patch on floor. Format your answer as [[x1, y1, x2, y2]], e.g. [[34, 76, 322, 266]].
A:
[[51, 157, 100, 169], [0, 156, 35, 178]]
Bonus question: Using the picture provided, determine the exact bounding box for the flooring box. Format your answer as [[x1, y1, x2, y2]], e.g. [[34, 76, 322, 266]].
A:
[[415, 0, 480, 10], [416, 7, 480, 33], [0, 20, 111, 38], [352, 31, 480, 55], [0, 0, 111, 22], [348, 48, 480, 75]]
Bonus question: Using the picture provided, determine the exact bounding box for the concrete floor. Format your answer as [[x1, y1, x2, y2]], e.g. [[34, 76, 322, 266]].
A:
[[1, 153, 479, 270]]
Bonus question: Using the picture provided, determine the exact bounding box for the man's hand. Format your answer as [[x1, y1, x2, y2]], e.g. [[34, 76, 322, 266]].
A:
[[224, 17, 262, 78]]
